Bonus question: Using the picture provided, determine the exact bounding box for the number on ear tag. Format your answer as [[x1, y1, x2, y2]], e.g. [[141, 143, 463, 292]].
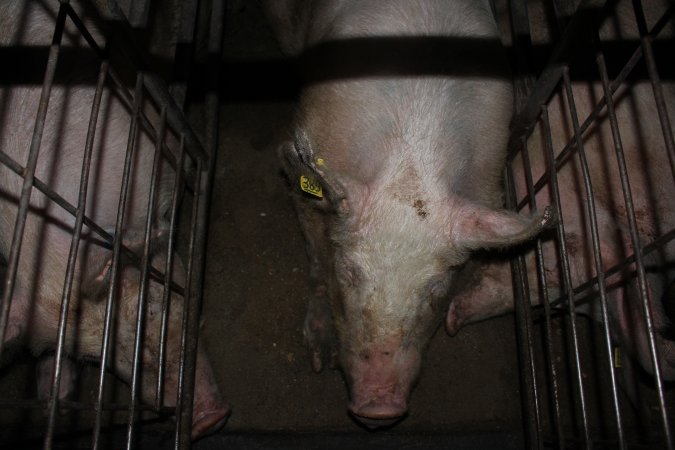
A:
[[300, 175, 323, 198]]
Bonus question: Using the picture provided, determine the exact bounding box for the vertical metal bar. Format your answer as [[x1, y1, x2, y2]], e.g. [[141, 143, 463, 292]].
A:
[[505, 163, 543, 450], [561, 66, 625, 449], [632, 0, 675, 185], [155, 137, 186, 411], [176, 1, 224, 445], [625, 4, 674, 447], [175, 153, 202, 450], [521, 135, 565, 449], [125, 107, 168, 449], [92, 73, 145, 450], [0, 1, 68, 364], [540, 103, 591, 448], [43, 59, 110, 450], [595, 43, 669, 450], [509, 0, 535, 114]]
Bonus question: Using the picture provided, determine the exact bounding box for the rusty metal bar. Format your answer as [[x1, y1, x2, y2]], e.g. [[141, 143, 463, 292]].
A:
[[91, 73, 145, 450], [125, 106, 168, 449], [520, 135, 565, 449], [540, 103, 591, 447], [561, 66, 626, 449], [43, 58, 111, 450], [0, 1, 68, 364]]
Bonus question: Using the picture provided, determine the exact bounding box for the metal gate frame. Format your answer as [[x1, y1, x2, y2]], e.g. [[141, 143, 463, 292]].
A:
[[506, 1, 674, 449], [0, 0, 224, 448]]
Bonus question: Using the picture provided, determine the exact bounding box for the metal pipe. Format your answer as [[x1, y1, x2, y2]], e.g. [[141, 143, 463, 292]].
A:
[[43, 58, 111, 450], [125, 106, 168, 450], [91, 73, 145, 450], [561, 66, 625, 449], [505, 163, 543, 450], [0, 1, 68, 365], [540, 102, 591, 447], [521, 134, 565, 449]]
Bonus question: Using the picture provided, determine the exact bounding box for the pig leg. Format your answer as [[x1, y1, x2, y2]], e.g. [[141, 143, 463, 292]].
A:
[[36, 352, 77, 405]]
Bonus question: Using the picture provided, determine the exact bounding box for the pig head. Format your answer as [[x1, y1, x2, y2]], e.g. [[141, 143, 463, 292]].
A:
[[268, 0, 552, 427]]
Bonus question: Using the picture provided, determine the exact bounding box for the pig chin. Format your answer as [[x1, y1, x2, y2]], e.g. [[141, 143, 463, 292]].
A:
[[344, 343, 421, 428]]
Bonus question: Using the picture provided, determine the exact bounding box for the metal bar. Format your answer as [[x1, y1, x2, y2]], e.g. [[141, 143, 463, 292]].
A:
[[540, 103, 591, 447], [514, 4, 674, 207], [125, 106, 168, 449], [633, 0, 675, 188], [91, 73, 145, 450], [628, 2, 675, 446], [175, 154, 203, 449], [520, 135, 565, 449], [169, 0, 200, 107], [561, 66, 625, 449], [595, 37, 669, 450], [0, 398, 173, 412], [175, 1, 224, 445], [42, 58, 110, 450], [128, 0, 152, 28], [155, 137, 186, 410], [0, 1, 68, 364], [545, 227, 675, 311], [505, 164, 542, 450], [0, 149, 186, 296], [508, 0, 611, 149]]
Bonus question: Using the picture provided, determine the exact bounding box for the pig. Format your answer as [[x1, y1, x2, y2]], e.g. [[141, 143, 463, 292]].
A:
[[264, 0, 553, 427], [448, 0, 675, 382], [0, 0, 228, 438]]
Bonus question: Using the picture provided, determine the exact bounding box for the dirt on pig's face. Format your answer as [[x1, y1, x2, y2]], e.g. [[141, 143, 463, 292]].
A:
[[327, 194, 465, 426]]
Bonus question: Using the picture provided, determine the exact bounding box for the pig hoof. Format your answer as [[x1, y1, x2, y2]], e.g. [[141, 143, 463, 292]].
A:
[[191, 405, 230, 440]]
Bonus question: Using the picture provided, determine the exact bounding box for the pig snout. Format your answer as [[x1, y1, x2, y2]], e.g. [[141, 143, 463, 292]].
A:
[[189, 350, 230, 439], [345, 345, 420, 428]]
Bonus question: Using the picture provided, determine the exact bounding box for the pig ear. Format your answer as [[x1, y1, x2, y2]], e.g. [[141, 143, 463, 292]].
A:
[[450, 201, 555, 251], [279, 136, 351, 216]]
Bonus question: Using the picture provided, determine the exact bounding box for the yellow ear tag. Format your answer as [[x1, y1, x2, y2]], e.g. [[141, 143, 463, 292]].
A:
[[300, 175, 323, 198]]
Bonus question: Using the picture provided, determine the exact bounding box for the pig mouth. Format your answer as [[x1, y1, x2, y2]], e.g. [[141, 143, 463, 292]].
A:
[[191, 405, 231, 439], [348, 396, 408, 429]]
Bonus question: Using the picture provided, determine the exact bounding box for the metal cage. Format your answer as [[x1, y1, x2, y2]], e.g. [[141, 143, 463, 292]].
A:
[[506, 0, 674, 449], [0, 0, 223, 448]]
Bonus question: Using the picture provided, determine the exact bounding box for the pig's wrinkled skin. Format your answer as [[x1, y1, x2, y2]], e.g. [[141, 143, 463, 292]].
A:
[[449, 0, 675, 381], [0, 0, 228, 438], [265, 0, 552, 427]]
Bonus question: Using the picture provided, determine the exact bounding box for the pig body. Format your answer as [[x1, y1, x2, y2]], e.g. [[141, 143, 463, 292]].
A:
[[447, 0, 675, 381], [0, 0, 227, 438], [266, 0, 551, 426]]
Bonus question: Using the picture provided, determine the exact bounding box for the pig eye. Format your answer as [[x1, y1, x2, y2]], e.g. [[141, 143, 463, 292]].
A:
[[428, 278, 449, 300], [337, 265, 359, 287]]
